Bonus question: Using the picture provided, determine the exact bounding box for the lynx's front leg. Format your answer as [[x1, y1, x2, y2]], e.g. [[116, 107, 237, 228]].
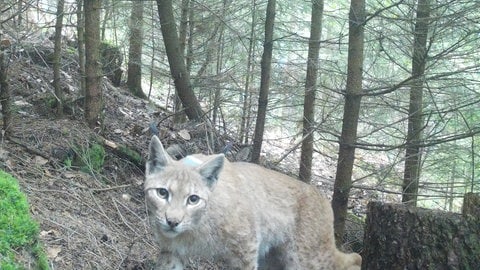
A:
[[228, 256, 259, 270], [226, 238, 261, 270], [155, 251, 183, 270]]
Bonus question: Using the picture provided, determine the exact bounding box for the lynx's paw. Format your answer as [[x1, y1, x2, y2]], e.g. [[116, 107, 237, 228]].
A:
[[155, 252, 183, 270], [335, 250, 362, 270]]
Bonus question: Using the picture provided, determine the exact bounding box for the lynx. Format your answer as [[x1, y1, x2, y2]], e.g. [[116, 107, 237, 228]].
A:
[[145, 135, 362, 270]]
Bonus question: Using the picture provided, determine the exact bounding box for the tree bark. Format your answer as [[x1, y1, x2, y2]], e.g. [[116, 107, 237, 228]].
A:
[[76, 0, 86, 96], [173, 0, 190, 123], [100, 0, 110, 41], [84, 0, 103, 129], [363, 201, 480, 269], [0, 46, 11, 138], [212, 1, 228, 127], [239, 0, 257, 144], [127, 0, 147, 99], [155, 0, 204, 121], [402, 0, 430, 206], [178, 0, 189, 56], [251, 0, 276, 164], [53, 0, 65, 116], [332, 0, 365, 246], [15, 1, 23, 26], [299, 0, 324, 183], [462, 192, 480, 217]]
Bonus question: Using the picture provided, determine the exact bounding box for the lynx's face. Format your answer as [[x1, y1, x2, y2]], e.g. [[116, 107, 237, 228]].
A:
[[144, 136, 224, 239], [145, 167, 213, 238]]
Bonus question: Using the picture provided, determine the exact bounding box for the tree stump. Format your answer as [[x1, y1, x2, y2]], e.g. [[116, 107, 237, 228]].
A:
[[462, 192, 480, 217], [362, 202, 480, 269]]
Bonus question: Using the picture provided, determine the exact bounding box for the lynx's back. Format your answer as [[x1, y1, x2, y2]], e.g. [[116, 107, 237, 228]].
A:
[[145, 136, 361, 270]]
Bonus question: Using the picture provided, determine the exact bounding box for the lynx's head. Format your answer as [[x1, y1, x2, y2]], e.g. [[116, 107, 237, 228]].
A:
[[144, 136, 224, 238]]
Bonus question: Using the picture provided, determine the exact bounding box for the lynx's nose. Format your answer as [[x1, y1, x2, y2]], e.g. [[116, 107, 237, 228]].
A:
[[166, 218, 180, 228]]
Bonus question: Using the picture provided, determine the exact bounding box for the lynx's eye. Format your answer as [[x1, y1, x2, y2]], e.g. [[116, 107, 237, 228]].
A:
[[187, 194, 200, 205], [156, 188, 169, 199]]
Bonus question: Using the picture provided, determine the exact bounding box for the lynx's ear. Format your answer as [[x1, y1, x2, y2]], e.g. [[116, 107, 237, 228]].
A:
[[146, 135, 173, 175], [197, 154, 224, 188]]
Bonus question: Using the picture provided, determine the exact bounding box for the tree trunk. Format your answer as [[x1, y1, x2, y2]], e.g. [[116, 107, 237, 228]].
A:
[[363, 201, 480, 269], [127, 0, 146, 99], [402, 0, 430, 206], [100, 0, 110, 41], [173, 0, 190, 123], [53, 0, 65, 116], [239, 0, 257, 144], [332, 0, 365, 246], [148, 4, 156, 100], [186, 6, 194, 78], [251, 0, 276, 164], [0, 46, 11, 138], [155, 0, 204, 121], [15, 1, 23, 26], [192, 24, 221, 89], [212, 1, 228, 126], [84, 0, 103, 129], [462, 192, 480, 217], [76, 0, 86, 96], [299, 0, 324, 183], [178, 0, 189, 56]]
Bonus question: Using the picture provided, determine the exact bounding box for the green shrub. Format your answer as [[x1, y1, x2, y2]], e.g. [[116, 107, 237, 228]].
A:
[[45, 96, 57, 109], [118, 145, 143, 167], [70, 141, 106, 173], [83, 143, 106, 173], [0, 170, 49, 269], [63, 157, 72, 169]]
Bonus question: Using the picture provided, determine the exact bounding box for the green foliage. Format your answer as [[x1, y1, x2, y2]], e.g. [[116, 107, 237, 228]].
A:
[[118, 145, 143, 167], [99, 42, 123, 72], [63, 157, 72, 169], [0, 170, 49, 270], [74, 142, 106, 173], [45, 95, 57, 109], [65, 46, 77, 56], [87, 143, 106, 172]]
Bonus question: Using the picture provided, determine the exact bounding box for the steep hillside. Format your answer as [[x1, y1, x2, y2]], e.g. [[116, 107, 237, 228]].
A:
[[1, 50, 227, 269]]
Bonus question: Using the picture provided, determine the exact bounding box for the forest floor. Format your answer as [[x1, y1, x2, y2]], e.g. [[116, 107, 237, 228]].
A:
[[2, 48, 364, 269], [3, 55, 234, 269]]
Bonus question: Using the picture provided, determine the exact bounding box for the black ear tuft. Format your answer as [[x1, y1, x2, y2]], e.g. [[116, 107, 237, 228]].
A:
[[146, 135, 172, 175], [198, 154, 224, 188]]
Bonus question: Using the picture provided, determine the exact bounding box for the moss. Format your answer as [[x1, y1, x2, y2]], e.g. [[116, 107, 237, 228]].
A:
[[99, 42, 123, 74], [0, 170, 49, 269], [118, 145, 143, 167]]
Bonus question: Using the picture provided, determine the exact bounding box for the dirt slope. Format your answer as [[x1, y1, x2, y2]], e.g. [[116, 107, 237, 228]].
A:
[[2, 57, 226, 269]]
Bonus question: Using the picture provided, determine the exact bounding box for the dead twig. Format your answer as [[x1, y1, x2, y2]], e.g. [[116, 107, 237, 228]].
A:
[[91, 184, 132, 192]]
